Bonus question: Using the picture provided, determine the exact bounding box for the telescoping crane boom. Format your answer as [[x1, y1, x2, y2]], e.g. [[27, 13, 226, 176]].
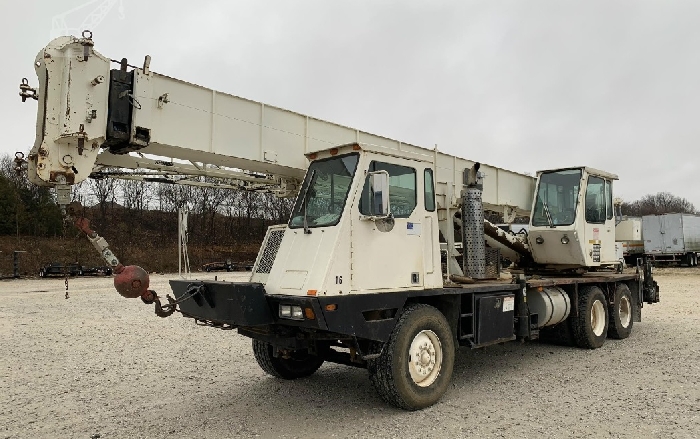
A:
[[19, 34, 660, 410]]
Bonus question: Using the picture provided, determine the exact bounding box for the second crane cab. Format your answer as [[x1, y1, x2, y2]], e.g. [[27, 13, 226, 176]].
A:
[[528, 167, 619, 269]]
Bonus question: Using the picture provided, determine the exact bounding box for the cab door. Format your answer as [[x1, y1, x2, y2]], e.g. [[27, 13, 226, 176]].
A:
[[350, 157, 425, 292], [583, 175, 616, 264]]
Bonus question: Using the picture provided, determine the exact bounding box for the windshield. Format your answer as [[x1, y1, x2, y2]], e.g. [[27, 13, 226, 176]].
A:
[[532, 169, 582, 227], [289, 153, 359, 229]]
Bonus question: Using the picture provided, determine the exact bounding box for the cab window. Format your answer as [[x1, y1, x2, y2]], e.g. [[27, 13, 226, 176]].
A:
[[359, 162, 416, 218], [605, 180, 613, 220], [424, 168, 435, 212], [585, 176, 606, 224]]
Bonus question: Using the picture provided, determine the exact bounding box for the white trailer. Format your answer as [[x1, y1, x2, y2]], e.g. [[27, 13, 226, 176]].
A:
[[643, 213, 700, 266]]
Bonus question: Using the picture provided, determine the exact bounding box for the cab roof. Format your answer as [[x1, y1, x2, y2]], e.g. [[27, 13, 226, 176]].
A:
[[537, 166, 619, 180]]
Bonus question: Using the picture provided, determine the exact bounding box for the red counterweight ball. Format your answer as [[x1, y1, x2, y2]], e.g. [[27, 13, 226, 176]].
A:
[[113, 265, 150, 299]]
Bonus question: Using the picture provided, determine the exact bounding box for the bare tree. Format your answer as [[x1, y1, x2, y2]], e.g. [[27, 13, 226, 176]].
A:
[[193, 182, 228, 240], [89, 177, 117, 220], [158, 183, 195, 213], [120, 179, 150, 215], [621, 192, 697, 216]]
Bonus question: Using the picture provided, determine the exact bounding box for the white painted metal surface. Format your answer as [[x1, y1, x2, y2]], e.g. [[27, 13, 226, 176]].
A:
[[590, 299, 606, 337], [616, 217, 644, 257], [408, 330, 442, 387], [26, 35, 535, 214], [616, 218, 643, 242], [264, 146, 443, 295], [528, 168, 618, 267]]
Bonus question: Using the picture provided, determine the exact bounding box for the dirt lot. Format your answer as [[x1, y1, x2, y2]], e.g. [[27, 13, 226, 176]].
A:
[[1, 268, 699, 439]]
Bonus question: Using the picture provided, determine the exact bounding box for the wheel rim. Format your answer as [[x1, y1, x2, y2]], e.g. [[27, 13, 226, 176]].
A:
[[590, 299, 606, 337], [408, 330, 442, 387], [619, 295, 631, 329]]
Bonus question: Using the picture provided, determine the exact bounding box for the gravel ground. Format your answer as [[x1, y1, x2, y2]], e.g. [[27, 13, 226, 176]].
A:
[[1, 268, 699, 439]]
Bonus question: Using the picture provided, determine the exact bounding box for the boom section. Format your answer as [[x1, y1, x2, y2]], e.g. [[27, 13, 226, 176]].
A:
[[24, 35, 534, 213]]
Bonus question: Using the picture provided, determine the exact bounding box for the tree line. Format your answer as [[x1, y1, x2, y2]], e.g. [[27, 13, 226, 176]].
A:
[[0, 154, 294, 268], [619, 192, 697, 217], [0, 152, 696, 254]]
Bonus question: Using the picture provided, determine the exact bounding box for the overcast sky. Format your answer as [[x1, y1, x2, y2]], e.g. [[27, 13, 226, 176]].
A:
[[2, 0, 699, 207]]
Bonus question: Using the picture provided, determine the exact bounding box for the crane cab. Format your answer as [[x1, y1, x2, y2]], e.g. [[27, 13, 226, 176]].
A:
[[262, 143, 442, 297], [528, 167, 619, 269]]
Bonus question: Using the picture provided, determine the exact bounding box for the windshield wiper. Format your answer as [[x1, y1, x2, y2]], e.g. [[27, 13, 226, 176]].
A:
[[302, 170, 316, 234]]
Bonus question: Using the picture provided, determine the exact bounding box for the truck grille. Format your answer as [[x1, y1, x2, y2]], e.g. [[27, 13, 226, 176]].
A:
[[253, 226, 286, 274]]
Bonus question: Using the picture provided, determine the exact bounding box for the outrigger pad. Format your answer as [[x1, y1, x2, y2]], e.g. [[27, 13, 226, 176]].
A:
[[169, 280, 274, 326]]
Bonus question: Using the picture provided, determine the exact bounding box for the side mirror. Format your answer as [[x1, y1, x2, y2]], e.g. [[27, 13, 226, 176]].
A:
[[368, 171, 390, 217]]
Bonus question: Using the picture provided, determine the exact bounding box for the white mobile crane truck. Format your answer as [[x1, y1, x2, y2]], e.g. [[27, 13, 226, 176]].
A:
[[18, 34, 659, 410]]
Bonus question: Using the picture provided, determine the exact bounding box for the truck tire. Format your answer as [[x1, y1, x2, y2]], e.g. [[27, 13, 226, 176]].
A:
[[252, 340, 324, 380], [571, 286, 608, 349], [367, 304, 455, 411], [608, 284, 633, 340]]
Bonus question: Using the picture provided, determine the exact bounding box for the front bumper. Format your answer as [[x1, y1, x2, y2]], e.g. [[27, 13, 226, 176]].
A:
[[169, 280, 326, 329], [169, 280, 410, 342]]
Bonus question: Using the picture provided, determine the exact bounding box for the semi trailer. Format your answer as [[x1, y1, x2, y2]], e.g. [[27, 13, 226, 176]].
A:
[[616, 214, 700, 267], [17, 34, 660, 410], [643, 213, 700, 266]]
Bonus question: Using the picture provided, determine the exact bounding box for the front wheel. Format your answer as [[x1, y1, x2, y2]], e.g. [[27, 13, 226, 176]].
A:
[[571, 286, 609, 349], [368, 304, 455, 410], [252, 340, 324, 380]]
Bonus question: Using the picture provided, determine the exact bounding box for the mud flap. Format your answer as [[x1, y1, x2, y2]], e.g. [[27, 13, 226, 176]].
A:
[[642, 260, 660, 304]]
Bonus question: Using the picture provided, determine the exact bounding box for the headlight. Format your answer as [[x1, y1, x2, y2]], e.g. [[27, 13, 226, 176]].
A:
[[279, 304, 304, 320], [535, 236, 544, 244], [279, 305, 292, 318], [561, 235, 570, 244]]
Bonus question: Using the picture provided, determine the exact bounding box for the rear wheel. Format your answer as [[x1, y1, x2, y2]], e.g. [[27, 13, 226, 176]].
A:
[[608, 284, 633, 339], [367, 304, 455, 410], [571, 286, 608, 349], [252, 340, 324, 380]]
